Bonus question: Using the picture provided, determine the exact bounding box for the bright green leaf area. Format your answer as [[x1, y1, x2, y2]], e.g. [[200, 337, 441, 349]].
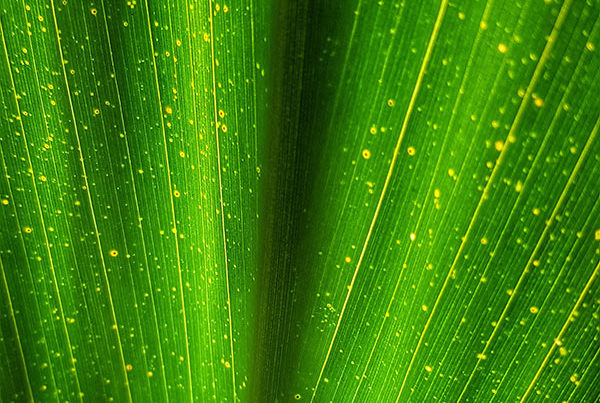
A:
[[0, 0, 599, 402]]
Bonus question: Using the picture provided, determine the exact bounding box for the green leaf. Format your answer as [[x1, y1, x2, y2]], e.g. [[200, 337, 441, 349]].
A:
[[1, 0, 599, 402]]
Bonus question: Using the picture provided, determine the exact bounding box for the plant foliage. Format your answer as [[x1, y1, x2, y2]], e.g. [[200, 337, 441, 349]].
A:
[[0, 0, 599, 402]]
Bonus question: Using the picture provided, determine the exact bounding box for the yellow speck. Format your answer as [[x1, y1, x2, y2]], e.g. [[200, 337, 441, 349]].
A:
[[174, 190, 180, 198], [559, 347, 567, 356], [165, 106, 173, 114], [179, 151, 185, 158], [218, 109, 225, 118], [224, 361, 231, 368], [533, 208, 540, 216], [126, 364, 133, 371], [480, 237, 488, 245], [387, 99, 395, 107], [479, 21, 488, 30], [110, 250, 118, 257], [494, 141, 504, 151], [424, 365, 432, 373], [91, 8, 97, 15], [594, 229, 600, 241], [362, 149, 371, 159], [477, 353, 487, 360], [24, 227, 32, 233], [221, 124, 228, 133], [498, 43, 507, 53], [410, 233, 416, 241], [369, 126, 377, 134], [421, 304, 428, 311], [586, 42, 595, 52], [407, 146, 416, 156], [491, 120, 500, 129], [448, 168, 455, 177], [94, 109, 100, 115], [534, 97, 544, 107], [529, 306, 539, 314], [147, 371, 153, 377], [515, 181, 523, 193], [344, 256, 351, 263], [434, 189, 441, 198], [1, 199, 8, 205], [458, 12, 465, 20]]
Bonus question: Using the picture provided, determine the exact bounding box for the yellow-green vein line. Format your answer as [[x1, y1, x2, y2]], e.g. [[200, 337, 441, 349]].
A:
[[3, 10, 83, 400], [309, 1, 449, 400], [142, 0, 193, 399], [457, 112, 597, 402], [520, 259, 600, 401], [49, 2, 132, 400], [397, 1, 573, 399], [98, 1, 170, 399], [208, 1, 237, 399], [0, 256, 33, 400]]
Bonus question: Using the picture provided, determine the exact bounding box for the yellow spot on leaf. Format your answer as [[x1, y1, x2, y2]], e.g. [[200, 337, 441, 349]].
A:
[[515, 181, 523, 193], [165, 106, 173, 114], [407, 146, 416, 156], [498, 43, 507, 53], [362, 149, 371, 159], [110, 250, 118, 257]]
